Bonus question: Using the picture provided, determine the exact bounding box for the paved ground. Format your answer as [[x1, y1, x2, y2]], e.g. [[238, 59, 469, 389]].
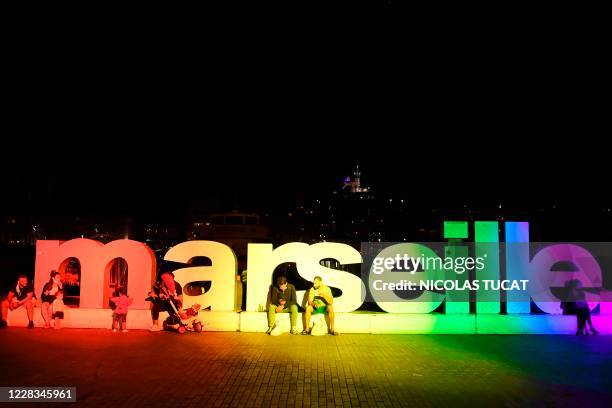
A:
[[1, 329, 612, 407]]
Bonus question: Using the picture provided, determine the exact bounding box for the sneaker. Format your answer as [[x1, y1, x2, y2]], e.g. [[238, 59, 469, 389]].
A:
[[290, 328, 299, 335], [329, 330, 339, 336], [149, 325, 161, 332], [266, 323, 277, 335], [270, 325, 282, 336], [113, 329, 118, 333], [0, 320, 7, 329], [122, 329, 128, 333], [301, 330, 310, 335], [28, 321, 34, 329]]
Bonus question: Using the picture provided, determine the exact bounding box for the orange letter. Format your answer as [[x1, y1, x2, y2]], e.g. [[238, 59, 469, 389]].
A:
[[35, 239, 156, 309]]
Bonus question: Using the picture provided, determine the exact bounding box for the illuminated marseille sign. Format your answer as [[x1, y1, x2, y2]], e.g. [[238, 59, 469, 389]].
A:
[[33, 221, 611, 317]]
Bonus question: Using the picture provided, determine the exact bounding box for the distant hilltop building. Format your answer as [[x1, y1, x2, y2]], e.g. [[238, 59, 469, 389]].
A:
[[342, 164, 370, 193]]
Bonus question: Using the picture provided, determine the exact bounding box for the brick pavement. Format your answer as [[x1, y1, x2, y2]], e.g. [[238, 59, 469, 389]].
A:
[[1, 329, 612, 407]]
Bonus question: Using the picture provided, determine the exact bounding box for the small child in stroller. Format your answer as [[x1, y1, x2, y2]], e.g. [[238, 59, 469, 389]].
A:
[[163, 301, 203, 334], [146, 271, 203, 334]]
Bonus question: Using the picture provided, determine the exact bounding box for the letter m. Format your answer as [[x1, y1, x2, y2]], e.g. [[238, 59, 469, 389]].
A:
[[34, 239, 156, 309]]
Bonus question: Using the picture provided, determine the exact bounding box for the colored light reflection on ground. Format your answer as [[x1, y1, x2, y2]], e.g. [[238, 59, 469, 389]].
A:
[[1, 330, 612, 407]]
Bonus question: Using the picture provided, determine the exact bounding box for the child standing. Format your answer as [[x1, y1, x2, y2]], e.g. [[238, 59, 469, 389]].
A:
[[110, 288, 133, 333], [52, 289, 65, 329]]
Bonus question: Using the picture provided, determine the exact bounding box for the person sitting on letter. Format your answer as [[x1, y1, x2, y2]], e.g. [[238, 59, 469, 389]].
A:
[[303, 276, 338, 336], [267, 276, 299, 335]]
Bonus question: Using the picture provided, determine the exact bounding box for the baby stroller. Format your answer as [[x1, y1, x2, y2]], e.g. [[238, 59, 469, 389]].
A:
[[159, 286, 204, 334]]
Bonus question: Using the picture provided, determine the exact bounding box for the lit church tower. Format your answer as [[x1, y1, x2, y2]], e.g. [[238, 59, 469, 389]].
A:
[[342, 164, 369, 193], [353, 164, 361, 192]]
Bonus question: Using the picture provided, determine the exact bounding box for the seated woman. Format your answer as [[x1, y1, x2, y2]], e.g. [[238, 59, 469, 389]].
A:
[[41, 271, 63, 329], [561, 279, 599, 336], [146, 271, 183, 332]]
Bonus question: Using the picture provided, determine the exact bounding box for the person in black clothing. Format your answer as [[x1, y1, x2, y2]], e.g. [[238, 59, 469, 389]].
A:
[[147, 271, 183, 332], [0, 274, 35, 329], [41, 271, 63, 329], [561, 279, 599, 336], [267, 276, 299, 335]]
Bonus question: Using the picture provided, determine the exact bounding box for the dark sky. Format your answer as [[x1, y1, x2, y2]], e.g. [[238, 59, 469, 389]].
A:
[[2, 88, 607, 220], [1, 148, 607, 219]]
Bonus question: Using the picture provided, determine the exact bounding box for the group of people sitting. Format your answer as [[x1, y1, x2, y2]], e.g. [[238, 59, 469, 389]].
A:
[[0, 269, 193, 332], [2, 272, 599, 337], [0, 270, 339, 336], [0, 271, 133, 331], [267, 275, 339, 336], [1, 271, 65, 329]]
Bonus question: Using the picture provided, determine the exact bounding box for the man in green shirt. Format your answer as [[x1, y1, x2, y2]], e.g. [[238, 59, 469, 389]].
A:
[[303, 276, 339, 336], [267, 276, 299, 335]]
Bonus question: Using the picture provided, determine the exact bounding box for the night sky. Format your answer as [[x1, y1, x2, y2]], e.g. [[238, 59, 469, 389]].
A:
[[1, 149, 607, 218], [1, 88, 607, 225]]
